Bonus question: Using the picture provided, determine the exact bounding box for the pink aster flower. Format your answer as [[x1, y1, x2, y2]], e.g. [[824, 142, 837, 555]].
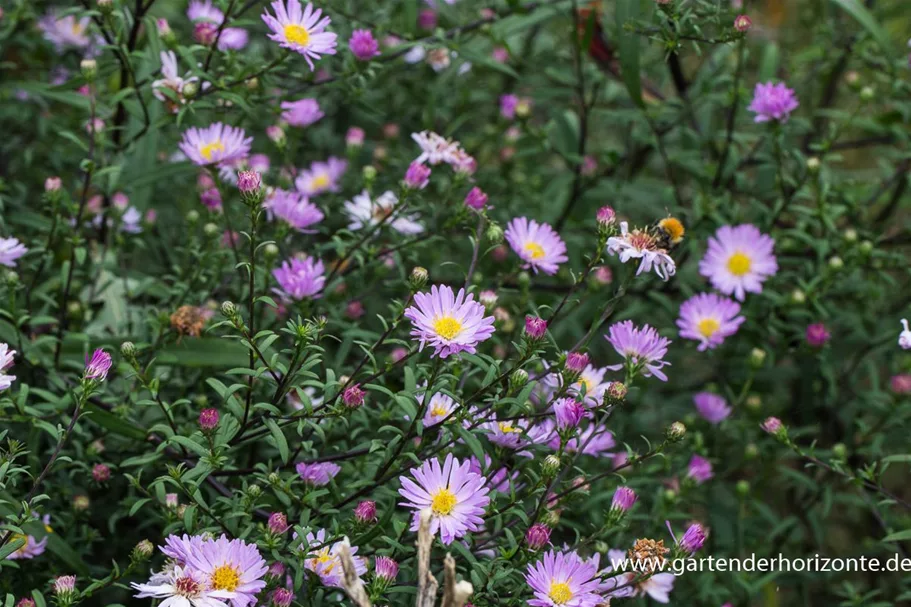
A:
[[375, 556, 398, 581], [132, 565, 236, 607], [0, 237, 27, 267], [693, 392, 731, 424], [265, 189, 324, 232], [605, 320, 671, 381], [504, 217, 568, 275], [422, 391, 457, 427], [344, 190, 423, 234], [152, 51, 199, 109], [404, 162, 431, 190], [296, 461, 340, 486], [411, 131, 460, 165], [295, 157, 347, 196], [179, 123, 252, 167], [169, 535, 267, 607], [262, 0, 338, 69], [891, 374, 911, 394], [606, 221, 675, 280], [188, 0, 224, 23], [404, 285, 495, 358], [546, 421, 616, 456], [0, 343, 16, 391], [464, 187, 488, 210], [805, 323, 831, 347], [525, 550, 607, 607], [676, 293, 745, 351], [748, 81, 799, 123], [687, 455, 713, 484], [398, 453, 490, 544], [554, 398, 585, 430], [84, 348, 112, 381], [349, 29, 380, 60], [218, 28, 249, 50], [699, 224, 778, 301], [302, 529, 367, 587], [272, 255, 325, 300], [500, 94, 519, 119], [38, 11, 93, 50], [281, 98, 324, 127]]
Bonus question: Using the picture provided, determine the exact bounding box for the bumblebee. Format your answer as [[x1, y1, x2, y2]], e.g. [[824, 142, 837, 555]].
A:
[[652, 217, 685, 250]]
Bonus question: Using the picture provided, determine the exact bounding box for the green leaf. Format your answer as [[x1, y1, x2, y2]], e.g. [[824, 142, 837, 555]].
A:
[[266, 419, 289, 463], [0, 538, 25, 560], [158, 339, 248, 367], [84, 403, 147, 440], [829, 0, 893, 56], [883, 529, 911, 542], [614, 0, 643, 108]]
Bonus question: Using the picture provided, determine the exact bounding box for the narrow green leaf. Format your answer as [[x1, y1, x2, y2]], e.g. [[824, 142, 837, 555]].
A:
[[829, 0, 893, 56]]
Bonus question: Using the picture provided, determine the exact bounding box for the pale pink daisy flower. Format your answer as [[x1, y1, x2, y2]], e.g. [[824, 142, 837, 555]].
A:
[[676, 292, 745, 351], [606, 221, 675, 280], [132, 565, 235, 607], [398, 453, 490, 544], [302, 529, 367, 587], [0, 237, 27, 267], [504, 217, 568, 275], [281, 98, 324, 127], [525, 549, 608, 607], [262, 0, 338, 69], [294, 157, 347, 196], [693, 392, 731, 424], [747, 81, 799, 123], [0, 343, 16, 391], [699, 224, 777, 301], [605, 320, 671, 381], [265, 189, 324, 232], [404, 285, 495, 358], [296, 461, 340, 486], [344, 190, 423, 234], [178, 123, 252, 167], [411, 131, 460, 165], [187, 0, 225, 23], [152, 51, 199, 109], [38, 11, 93, 50], [272, 255, 325, 300]]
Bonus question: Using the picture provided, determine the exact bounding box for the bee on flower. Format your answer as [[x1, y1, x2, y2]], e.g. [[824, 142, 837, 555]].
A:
[[606, 221, 676, 281]]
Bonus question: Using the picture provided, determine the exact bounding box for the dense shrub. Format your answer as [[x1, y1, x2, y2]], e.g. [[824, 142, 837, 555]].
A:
[[2, 0, 911, 606]]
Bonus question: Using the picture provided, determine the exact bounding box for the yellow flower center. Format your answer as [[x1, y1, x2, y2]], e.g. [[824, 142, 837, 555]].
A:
[[430, 401, 449, 418], [433, 316, 463, 340], [727, 251, 752, 276], [524, 241, 546, 260], [311, 173, 331, 190], [210, 565, 241, 592], [11, 533, 28, 555], [498, 421, 520, 433], [284, 23, 311, 46], [311, 550, 337, 574], [431, 488, 457, 515], [200, 140, 225, 162], [697, 318, 720, 338], [548, 581, 573, 604], [72, 22, 84, 35]]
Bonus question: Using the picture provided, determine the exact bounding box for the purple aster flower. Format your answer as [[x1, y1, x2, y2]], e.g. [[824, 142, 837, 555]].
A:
[[525, 549, 607, 607], [605, 320, 672, 381], [281, 98, 324, 127], [693, 392, 731, 425], [265, 189, 324, 232], [699, 224, 778, 301], [611, 486, 637, 512], [686, 455, 713, 484], [677, 522, 707, 555], [188, 0, 224, 23], [0, 237, 27, 267], [295, 157, 347, 196], [38, 12, 93, 50], [500, 94, 519, 119], [422, 391, 457, 427], [84, 349, 112, 381], [262, 0, 338, 69], [404, 162, 431, 189], [179, 123, 252, 167], [404, 285, 495, 359], [398, 453, 490, 544], [677, 293, 745, 351], [272, 255, 325, 300], [302, 529, 367, 587], [169, 535, 267, 607], [504, 217, 568, 275], [480, 418, 535, 451], [296, 461, 340, 486], [464, 186, 488, 210], [411, 131, 460, 166], [747, 81, 799, 123], [805, 323, 831, 347], [349, 29, 380, 60], [218, 27, 249, 50], [4, 532, 47, 560], [375, 556, 398, 581], [553, 398, 585, 430]]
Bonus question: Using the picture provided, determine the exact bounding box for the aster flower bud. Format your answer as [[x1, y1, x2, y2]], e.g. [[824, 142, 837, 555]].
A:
[[266, 125, 286, 147], [199, 408, 220, 431], [554, 398, 585, 431], [271, 588, 293, 607], [485, 223, 504, 244], [806, 157, 821, 173], [542, 509, 561, 528], [73, 495, 90, 510], [610, 486, 637, 515], [542, 454, 561, 478], [525, 523, 551, 550], [80, 58, 97, 80], [354, 500, 377, 523], [464, 186, 488, 210], [596, 205, 616, 229], [605, 381, 627, 403], [859, 86, 875, 102], [509, 368, 529, 391], [268, 512, 289, 535], [264, 243, 279, 260], [346, 127, 365, 148], [733, 14, 752, 32], [828, 256, 844, 270], [45, 176, 62, 193], [5, 271, 18, 287], [749, 348, 766, 369], [92, 463, 110, 482], [409, 266, 429, 290], [843, 228, 858, 243], [237, 170, 263, 204], [17, 598, 37, 607], [186, 209, 200, 223], [248, 484, 262, 498], [120, 341, 135, 358], [404, 162, 431, 190], [761, 416, 786, 440], [132, 539, 154, 561], [805, 323, 831, 347], [666, 421, 687, 442], [84, 349, 112, 382], [97, 0, 114, 14], [156, 18, 175, 44], [525, 315, 548, 340], [375, 556, 399, 582], [744, 443, 759, 459], [565, 351, 589, 375], [362, 165, 378, 183], [267, 562, 286, 580], [343, 383, 365, 408], [53, 576, 77, 601], [678, 522, 707, 555], [221, 301, 237, 318], [165, 493, 179, 509]]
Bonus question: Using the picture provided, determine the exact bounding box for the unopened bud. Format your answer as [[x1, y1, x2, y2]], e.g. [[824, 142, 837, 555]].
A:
[[120, 341, 135, 357], [132, 539, 154, 561], [509, 368, 529, 391], [806, 157, 820, 172], [409, 266, 429, 290], [80, 59, 97, 80], [542, 454, 561, 477], [485, 223, 504, 244], [666, 421, 686, 442], [859, 86, 875, 102], [828, 256, 844, 270], [221, 301, 237, 318], [749, 348, 766, 369]]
